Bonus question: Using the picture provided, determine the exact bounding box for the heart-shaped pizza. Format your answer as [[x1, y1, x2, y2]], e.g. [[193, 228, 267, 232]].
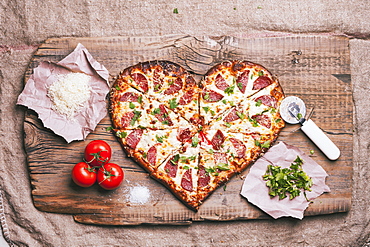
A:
[[109, 60, 285, 211]]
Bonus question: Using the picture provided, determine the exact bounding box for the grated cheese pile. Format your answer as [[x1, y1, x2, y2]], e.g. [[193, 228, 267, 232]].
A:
[[47, 72, 92, 120]]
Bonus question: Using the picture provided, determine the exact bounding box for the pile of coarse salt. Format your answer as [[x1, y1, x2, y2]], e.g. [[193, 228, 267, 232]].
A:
[[47, 72, 92, 120], [129, 186, 150, 204]]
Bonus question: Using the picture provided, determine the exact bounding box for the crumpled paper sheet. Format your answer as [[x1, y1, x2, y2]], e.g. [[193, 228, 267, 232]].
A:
[[240, 141, 330, 219], [17, 43, 110, 143]]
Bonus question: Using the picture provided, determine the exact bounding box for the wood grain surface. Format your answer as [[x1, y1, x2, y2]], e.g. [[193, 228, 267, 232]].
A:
[[23, 35, 353, 225]]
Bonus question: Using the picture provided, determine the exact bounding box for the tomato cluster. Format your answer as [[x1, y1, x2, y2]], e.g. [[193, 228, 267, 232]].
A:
[[71, 140, 124, 190]]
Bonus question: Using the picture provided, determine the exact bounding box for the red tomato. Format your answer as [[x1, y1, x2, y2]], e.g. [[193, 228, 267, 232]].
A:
[[84, 140, 112, 167], [71, 162, 97, 187], [97, 163, 124, 190]]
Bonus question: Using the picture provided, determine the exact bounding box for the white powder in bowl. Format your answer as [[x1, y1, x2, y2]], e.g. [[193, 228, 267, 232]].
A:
[[47, 72, 92, 120], [129, 186, 150, 204]]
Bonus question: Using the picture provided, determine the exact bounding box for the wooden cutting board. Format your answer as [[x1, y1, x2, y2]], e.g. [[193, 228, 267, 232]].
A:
[[23, 35, 353, 225]]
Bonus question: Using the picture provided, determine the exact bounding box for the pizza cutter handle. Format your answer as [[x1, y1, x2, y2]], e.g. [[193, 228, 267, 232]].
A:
[[300, 119, 341, 160]]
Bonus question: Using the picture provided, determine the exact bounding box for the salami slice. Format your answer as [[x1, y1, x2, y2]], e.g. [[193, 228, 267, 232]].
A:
[[120, 111, 134, 128], [198, 165, 210, 188], [119, 92, 140, 102], [164, 155, 179, 178], [229, 138, 246, 158], [179, 90, 195, 105], [154, 104, 173, 126], [164, 77, 183, 95], [126, 129, 143, 149], [214, 152, 228, 166], [131, 73, 149, 92], [147, 144, 158, 166], [211, 130, 225, 150], [251, 114, 271, 129], [236, 70, 249, 93], [224, 108, 239, 123], [202, 89, 224, 102], [177, 128, 192, 143], [181, 169, 193, 192], [253, 76, 272, 90], [255, 95, 277, 108], [215, 74, 229, 91]]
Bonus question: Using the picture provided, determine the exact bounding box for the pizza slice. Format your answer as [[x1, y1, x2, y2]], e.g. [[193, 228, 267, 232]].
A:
[[114, 61, 153, 94], [196, 128, 242, 202], [200, 129, 262, 172], [118, 60, 200, 123], [114, 127, 196, 173], [110, 81, 194, 130], [159, 85, 200, 124], [143, 61, 200, 123], [199, 60, 280, 125], [209, 83, 285, 135], [199, 129, 258, 170], [197, 128, 278, 203], [197, 136, 238, 203], [151, 139, 200, 210], [142, 99, 194, 130], [199, 65, 239, 125], [109, 79, 148, 129]]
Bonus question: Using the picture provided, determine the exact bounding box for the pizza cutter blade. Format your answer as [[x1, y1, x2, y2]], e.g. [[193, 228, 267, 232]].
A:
[[280, 96, 340, 161]]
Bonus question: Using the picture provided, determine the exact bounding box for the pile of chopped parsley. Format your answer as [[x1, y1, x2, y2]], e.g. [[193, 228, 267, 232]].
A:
[[262, 156, 313, 201]]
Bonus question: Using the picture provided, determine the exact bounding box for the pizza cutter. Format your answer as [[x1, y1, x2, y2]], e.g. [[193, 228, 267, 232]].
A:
[[280, 96, 340, 160]]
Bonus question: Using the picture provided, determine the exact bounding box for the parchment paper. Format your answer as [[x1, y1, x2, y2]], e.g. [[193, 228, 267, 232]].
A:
[[241, 141, 330, 219], [16, 43, 110, 143]]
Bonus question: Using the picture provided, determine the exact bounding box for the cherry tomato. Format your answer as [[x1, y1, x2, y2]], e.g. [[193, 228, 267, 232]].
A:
[[97, 163, 124, 190], [71, 162, 97, 187], [84, 140, 112, 167]]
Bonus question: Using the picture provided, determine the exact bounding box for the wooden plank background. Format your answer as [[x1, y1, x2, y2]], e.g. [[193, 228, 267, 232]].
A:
[[23, 35, 353, 225]]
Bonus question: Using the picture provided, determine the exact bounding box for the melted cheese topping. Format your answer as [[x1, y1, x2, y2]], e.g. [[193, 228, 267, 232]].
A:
[[157, 140, 200, 191], [138, 129, 182, 166]]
